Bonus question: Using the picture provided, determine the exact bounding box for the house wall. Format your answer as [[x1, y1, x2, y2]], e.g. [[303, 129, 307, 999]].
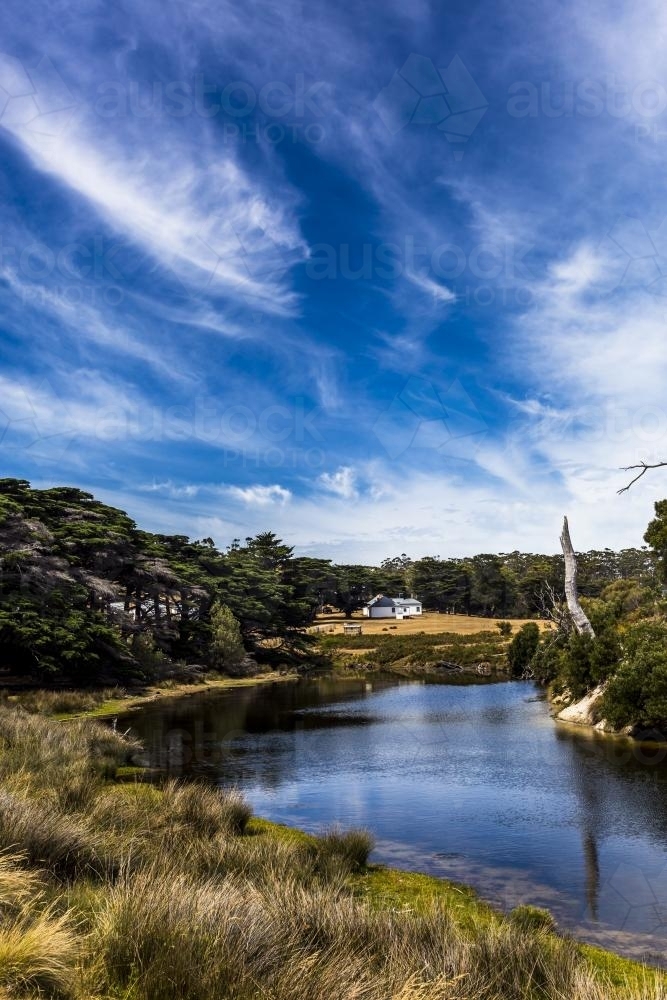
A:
[[368, 604, 422, 618], [368, 606, 396, 618]]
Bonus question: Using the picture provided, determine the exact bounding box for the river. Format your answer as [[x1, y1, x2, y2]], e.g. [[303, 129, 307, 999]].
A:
[[122, 677, 667, 962]]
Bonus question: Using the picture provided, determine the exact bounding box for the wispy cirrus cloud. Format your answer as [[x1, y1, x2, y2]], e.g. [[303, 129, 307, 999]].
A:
[[2, 0, 667, 560]]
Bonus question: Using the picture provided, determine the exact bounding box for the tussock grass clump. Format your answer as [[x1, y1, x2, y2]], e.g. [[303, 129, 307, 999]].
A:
[[161, 779, 252, 836], [316, 826, 375, 872], [0, 853, 78, 997], [509, 903, 557, 933], [0, 906, 77, 997], [0, 793, 105, 879], [0, 706, 138, 789], [92, 864, 613, 1000], [0, 702, 660, 1000]]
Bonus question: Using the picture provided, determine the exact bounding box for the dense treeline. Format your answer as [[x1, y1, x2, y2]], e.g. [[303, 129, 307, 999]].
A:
[[0, 478, 325, 683], [0, 478, 655, 685]]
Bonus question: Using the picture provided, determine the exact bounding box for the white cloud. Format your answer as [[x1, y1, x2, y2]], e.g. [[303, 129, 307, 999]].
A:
[[318, 466, 358, 498], [226, 484, 292, 506], [404, 270, 456, 304], [139, 481, 201, 499], [3, 123, 305, 314]]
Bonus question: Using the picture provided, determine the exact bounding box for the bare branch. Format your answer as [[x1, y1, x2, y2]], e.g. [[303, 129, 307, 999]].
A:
[[618, 461, 667, 494], [538, 581, 569, 636]]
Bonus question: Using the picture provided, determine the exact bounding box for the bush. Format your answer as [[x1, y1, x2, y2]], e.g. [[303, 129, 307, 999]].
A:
[[601, 622, 667, 731], [507, 623, 540, 677], [535, 627, 621, 700], [209, 603, 246, 672]]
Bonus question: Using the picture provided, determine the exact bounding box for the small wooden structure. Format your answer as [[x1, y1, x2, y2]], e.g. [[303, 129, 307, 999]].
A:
[[343, 622, 362, 636]]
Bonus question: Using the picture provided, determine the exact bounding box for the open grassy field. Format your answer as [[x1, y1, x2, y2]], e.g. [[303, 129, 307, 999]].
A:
[[311, 611, 552, 636], [0, 702, 663, 1000], [314, 613, 552, 675]]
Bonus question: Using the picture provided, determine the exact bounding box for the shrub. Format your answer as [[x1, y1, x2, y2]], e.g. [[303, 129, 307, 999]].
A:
[[601, 621, 667, 731], [209, 603, 246, 672], [507, 622, 540, 677]]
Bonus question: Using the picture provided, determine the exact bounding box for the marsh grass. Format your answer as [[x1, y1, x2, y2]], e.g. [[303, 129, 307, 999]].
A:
[[5, 688, 124, 717], [0, 703, 663, 1000]]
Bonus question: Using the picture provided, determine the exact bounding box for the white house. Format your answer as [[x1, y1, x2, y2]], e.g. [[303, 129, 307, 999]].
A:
[[363, 595, 422, 620]]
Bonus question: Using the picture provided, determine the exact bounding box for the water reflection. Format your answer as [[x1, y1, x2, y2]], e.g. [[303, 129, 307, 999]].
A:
[[123, 679, 667, 962]]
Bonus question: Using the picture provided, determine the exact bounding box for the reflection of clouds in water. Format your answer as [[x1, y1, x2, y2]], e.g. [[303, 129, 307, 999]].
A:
[[375, 838, 667, 964], [375, 836, 573, 913]]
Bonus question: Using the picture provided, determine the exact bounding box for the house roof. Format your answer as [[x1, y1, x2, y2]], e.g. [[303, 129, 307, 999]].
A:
[[366, 595, 421, 608]]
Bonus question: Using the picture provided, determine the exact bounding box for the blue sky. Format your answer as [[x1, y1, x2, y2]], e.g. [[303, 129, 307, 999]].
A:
[[1, 0, 667, 561]]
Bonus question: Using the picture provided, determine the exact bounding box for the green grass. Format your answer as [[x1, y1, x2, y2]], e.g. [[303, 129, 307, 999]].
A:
[[0, 701, 664, 1000]]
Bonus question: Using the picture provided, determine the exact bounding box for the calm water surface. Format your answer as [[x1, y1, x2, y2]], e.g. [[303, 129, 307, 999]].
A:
[[123, 679, 667, 961]]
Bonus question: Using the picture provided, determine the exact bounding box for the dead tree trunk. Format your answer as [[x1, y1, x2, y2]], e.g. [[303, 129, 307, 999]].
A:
[[560, 516, 595, 637]]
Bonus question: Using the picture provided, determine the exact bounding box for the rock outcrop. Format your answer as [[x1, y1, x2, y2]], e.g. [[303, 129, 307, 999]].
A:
[[555, 684, 618, 732]]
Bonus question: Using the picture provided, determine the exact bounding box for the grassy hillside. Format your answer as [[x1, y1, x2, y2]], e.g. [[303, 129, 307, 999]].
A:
[[0, 703, 663, 999]]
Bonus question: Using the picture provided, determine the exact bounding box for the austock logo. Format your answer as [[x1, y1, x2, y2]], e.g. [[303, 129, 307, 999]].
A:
[[0, 53, 76, 144], [373, 53, 488, 159], [598, 215, 667, 297], [373, 375, 487, 461]]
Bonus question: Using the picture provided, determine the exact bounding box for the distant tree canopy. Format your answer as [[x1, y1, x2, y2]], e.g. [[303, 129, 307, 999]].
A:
[[0, 478, 656, 686]]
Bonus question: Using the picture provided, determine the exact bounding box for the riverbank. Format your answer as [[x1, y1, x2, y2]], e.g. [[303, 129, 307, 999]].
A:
[[3, 657, 503, 723], [0, 701, 663, 1000], [550, 684, 667, 744], [1, 671, 300, 721]]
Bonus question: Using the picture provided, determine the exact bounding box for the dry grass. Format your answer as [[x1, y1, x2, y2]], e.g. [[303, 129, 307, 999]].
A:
[[3, 688, 124, 717], [313, 612, 552, 637], [0, 703, 661, 1000], [91, 864, 667, 1000], [0, 853, 78, 997]]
